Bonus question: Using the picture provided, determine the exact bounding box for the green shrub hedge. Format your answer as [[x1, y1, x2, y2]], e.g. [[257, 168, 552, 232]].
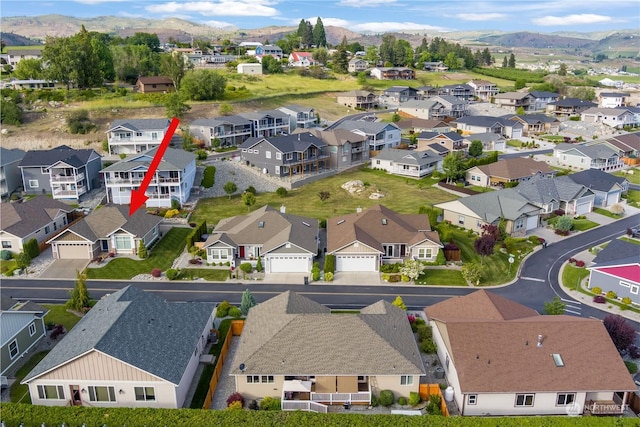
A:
[[23, 238, 40, 259], [186, 221, 208, 249], [324, 254, 335, 274], [201, 166, 216, 188]]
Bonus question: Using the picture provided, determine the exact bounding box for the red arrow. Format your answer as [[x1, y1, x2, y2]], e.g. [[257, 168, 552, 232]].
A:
[[129, 117, 180, 216]]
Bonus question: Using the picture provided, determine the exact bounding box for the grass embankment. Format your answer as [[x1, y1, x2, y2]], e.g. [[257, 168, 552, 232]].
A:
[[614, 169, 640, 185], [416, 269, 467, 286], [9, 351, 50, 404], [42, 305, 82, 331]]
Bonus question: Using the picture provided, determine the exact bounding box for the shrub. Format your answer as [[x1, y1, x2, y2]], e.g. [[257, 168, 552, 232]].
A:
[[416, 324, 432, 342], [165, 268, 179, 280], [228, 306, 242, 318], [195, 149, 208, 160], [575, 260, 585, 267], [311, 267, 321, 281], [255, 257, 263, 272], [260, 396, 281, 410], [239, 263, 253, 274], [276, 187, 288, 197], [324, 254, 335, 274], [397, 396, 407, 405], [164, 209, 180, 218], [245, 186, 256, 195], [622, 297, 633, 305], [420, 339, 438, 354], [427, 394, 442, 415], [591, 286, 602, 295], [226, 401, 242, 410], [150, 268, 161, 277], [201, 166, 216, 188], [625, 361, 638, 374], [324, 272, 333, 282], [226, 392, 245, 408], [555, 215, 573, 232], [606, 290, 617, 299], [629, 345, 640, 359], [370, 394, 379, 407], [0, 250, 13, 260], [23, 238, 39, 259], [216, 301, 231, 318], [137, 240, 148, 259], [409, 391, 421, 406], [379, 390, 395, 406], [66, 110, 96, 134], [414, 318, 426, 327]]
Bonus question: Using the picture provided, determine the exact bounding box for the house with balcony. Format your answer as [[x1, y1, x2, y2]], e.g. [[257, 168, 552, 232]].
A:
[[599, 92, 630, 108], [399, 96, 468, 120], [416, 131, 469, 154], [327, 204, 442, 272], [425, 290, 636, 416], [230, 291, 425, 412], [253, 45, 283, 61], [453, 116, 523, 138], [277, 105, 316, 129], [189, 116, 253, 148], [0, 147, 25, 199], [102, 147, 196, 208], [580, 107, 638, 129], [546, 98, 597, 119], [467, 80, 499, 101], [504, 114, 561, 136], [106, 119, 171, 155], [1, 296, 48, 376], [371, 148, 442, 178], [239, 133, 329, 177], [238, 110, 291, 138], [19, 145, 101, 201], [202, 205, 318, 273], [493, 92, 536, 112], [299, 128, 369, 169], [348, 58, 367, 73], [553, 143, 623, 171], [437, 84, 474, 102], [423, 61, 448, 72], [383, 86, 419, 104], [332, 121, 401, 151], [370, 67, 415, 80], [336, 91, 378, 110], [529, 91, 560, 110]]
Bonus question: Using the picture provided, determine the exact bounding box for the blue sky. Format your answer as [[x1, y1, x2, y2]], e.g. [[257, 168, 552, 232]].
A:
[[1, 0, 637, 33]]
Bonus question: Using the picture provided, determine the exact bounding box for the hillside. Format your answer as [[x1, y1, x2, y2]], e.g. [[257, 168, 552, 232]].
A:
[[478, 32, 595, 49]]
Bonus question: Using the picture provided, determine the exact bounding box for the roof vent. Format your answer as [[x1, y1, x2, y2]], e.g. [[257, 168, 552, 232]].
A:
[[239, 363, 246, 372], [381, 218, 388, 225], [537, 334, 543, 347], [337, 219, 345, 225], [356, 206, 362, 213], [552, 353, 564, 367], [280, 205, 286, 213], [302, 222, 310, 227]]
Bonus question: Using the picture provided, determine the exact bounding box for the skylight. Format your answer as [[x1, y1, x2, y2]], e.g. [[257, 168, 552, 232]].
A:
[[381, 218, 388, 225], [552, 353, 564, 367], [258, 221, 264, 228]]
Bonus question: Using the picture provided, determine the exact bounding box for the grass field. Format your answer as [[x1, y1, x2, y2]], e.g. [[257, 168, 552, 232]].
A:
[[572, 218, 599, 231], [10, 351, 50, 404], [416, 269, 467, 286], [614, 169, 640, 185], [43, 305, 82, 331], [561, 264, 590, 291], [593, 207, 623, 219], [623, 190, 640, 208]]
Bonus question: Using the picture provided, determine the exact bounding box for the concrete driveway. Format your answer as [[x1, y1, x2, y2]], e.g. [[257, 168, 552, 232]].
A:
[[40, 259, 90, 279]]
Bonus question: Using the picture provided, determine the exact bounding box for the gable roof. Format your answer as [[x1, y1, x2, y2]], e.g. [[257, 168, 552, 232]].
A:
[[505, 113, 559, 125], [0, 147, 26, 166], [514, 175, 591, 204], [231, 291, 425, 376], [136, 76, 174, 85], [473, 158, 554, 180], [101, 146, 195, 173], [373, 148, 441, 166], [568, 168, 627, 192], [333, 120, 400, 135], [107, 119, 170, 132], [454, 116, 522, 129], [590, 264, 640, 283], [417, 131, 465, 142], [1, 295, 45, 314], [606, 132, 640, 153], [327, 204, 440, 253], [494, 91, 533, 100], [581, 107, 634, 117], [555, 143, 619, 160], [23, 286, 214, 384], [298, 128, 366, 146], [1, 195, 72, 238], [529, 91, 559, 99], [191, 115, 251, 127], [591, 238, 640, 266], [425, 290, 537, 322], [448, 189, 540, 222], [238, 109, 289, 121], [548, 98, 597, 108], [240, 133, 326, 152], [395, 119, 450, 131], [19, 145, 98, 168]]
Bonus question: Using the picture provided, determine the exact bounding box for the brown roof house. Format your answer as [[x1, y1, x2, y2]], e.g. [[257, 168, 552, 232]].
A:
[[230, 291, 425, 411], [465, 158, 556, 188], [134, 76, 175, 93], [327, 204, 442, 273], [424, 290, 636, 416]]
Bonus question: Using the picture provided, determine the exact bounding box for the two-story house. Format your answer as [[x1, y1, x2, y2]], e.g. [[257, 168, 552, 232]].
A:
[[416, 131, 469, 154], [336, 91, 379, 110], [453, 116, 524, 138], [383, 86, 419, 104], [493, 92, 536, 112], [348, 58, 368, 73], [529, 91, 560, 110], [254, 45, 283, 60], [332, 121, 401, 151], [599, 92, 630, 108], [0, 147, 25, 199], [106, 119, 171, 155], [288, 52, 316, 67], [1, 296, 48, 376], [437, 84, 474, 102], [580, 108, 638, 129], [370, 67, 415, 80], [546, 98, 597, 119], [554, 143, 623, 171], [101, 147, 196, 208], [371, 148, 442, 178], [189, 116, 253, 148], [238, 110, 291, 138], [19, 145, 101, 201], [467, 80, 499, 101], [299, 128, 369, 169], [398, 96, 468, 120], [277, 105, 316, 129], [239, 133, 330, 177]]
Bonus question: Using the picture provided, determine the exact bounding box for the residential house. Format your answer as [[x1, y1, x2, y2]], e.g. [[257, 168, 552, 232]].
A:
[[230, 291, 425, 411], [19, 145, 101, 201], [336, 91, 379, 110], [466, 158, 556, 188], [239, 133, 329, 177], [425, 290, 636, 416], [189, 116, 253, 148], [395, 119, 451, 134], [554, 143, 623, 171], [437, 84, 474, 102], [332, 121, 402, 151], [2, 80, 66, 90], [106, 119, 171, 155], [429, 95, 469, 118], [599, 92, 630, 108], [454, 116, 523, 138], [416, 131, 468, 154], [604, 132, 640, 159], [383, 86, 419, 104], [467, 80, 499, 102], [398, 96, 468, 120], [416, 86, 438, 98], [22, 286, 215, 408], [370, 67, 415, 80], [435, 190, 541, 236], [505, 114, 561, 136], [568, 168, 628, 207], [423, 61, 448, 72], [327, 204, 442, 271], [529, 91, 560, 110], [277, 105, 316, 129], [300, 128, 369, 169], [254, 45, 283, 61], [102, 147, 196, 208], [1, 296, 48, 376], [348, 58, 368, 73], [237, 63, 262, 75], [371, 148, 442, 178], [288, 52, 316, 67], [238, 110, 291, 138], [580, 107, 637, 129], [493, 92, 536, 112], [2, 47, 43, 67], [465, 132, 506, 152], [47, 205, 162, 260], [0, 195, 73, 255], [202, 205, 318, 273], [546, 98, 597, 119], [0, 147, 25, 198], [513, 175, 595, 215], [134, 76, 175, 93], [588, 238, 640, 304]]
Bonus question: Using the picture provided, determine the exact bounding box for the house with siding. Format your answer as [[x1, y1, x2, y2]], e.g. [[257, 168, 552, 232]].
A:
[[336, 91, 379, 110], [465, 132, 506, 152], [47, 205, 162, 260], [553, 143, 623, 171], [588, 238, 640, 304], [512, 175, 595, 216], [398, 96, 468, 120], [288, 52, 316, 67], [299, 128, 369, 169], [604, 132, 640, 158], [383, 86, 419, 104], [466, 158, 556, 188], [1, 296, 48, 376], [371, 148, 442, 178], [504, 114, 561, 136], [425, 290, 636, 416], [529, 91, 560, 110], [437, 84, 474, 102], [416, 131, 468, 154], [0, 147, 25, 199], [22, 286, 215, 408], [106, 119, 172, 155], [395, 119, 451, 134], [238, 110, 291, 137], [599, 92, 630, 108], [348, 58, 368, 73], [580, 107, 638, 129], [189, 116, 253, 148], [453, 116, 523, 138], [332, 121, 401, 151], [546, 98, 597, 119], [230, 291, 425, 411], [493, 92, 535, 112], [277, 105, 316, 129], [134, 76, 175, 93], [370, 67, 415, 80], [467, 80, 499, 101], [568, 169, 628, 207]]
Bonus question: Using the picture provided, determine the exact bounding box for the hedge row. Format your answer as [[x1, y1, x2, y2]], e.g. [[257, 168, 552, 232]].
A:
[[1, 403, 632, 427], [186, 221, 208, 249], [23, 238, 40, 259], [201, 166, 216, 188]]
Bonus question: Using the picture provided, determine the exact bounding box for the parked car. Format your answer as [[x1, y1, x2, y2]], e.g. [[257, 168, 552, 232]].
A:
[[593, 295, 606, 304]]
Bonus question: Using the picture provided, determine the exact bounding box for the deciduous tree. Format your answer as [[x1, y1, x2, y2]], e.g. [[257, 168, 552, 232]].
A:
[[13, 58, 44, 80], [603, 315, 636, 352], [543, 296, 566, 315], [223, 181, 237, 199], [180, 69, 226, 101], [160, 53, 192, 90], [443, 151, 464, 183], [473, 234, 495, 265], [468, 140, 483, 158], [242, 191, 256, 211]]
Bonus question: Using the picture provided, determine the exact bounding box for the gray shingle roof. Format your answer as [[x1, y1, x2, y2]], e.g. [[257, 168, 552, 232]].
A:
[[238, 109, 289, 121], [555, 143, 618, 160], [101, 147, 195, 173], [568, 169, 627, 192], [0, 147, 25, 166], [372, 148, 441, 167], [592, 238, 640, 266], [240, 133, 326, 152], [454, 116, 522, 128], [333, 120, 399, 135], [529, 91, 559, 99], [1, 195, 72, 238], [514, 175, 590, 204], [548, 98, 597, 108], [108, 119, 170, 132], [231, 291, 425, 376], [19, 145, 97, 168], [505, 113, 558, 124], [458, 189, 540, 222], [417, 131, 465, 142], [23, 286, 214, 384]]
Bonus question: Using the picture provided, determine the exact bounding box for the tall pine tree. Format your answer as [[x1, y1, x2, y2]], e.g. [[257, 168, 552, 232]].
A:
[[313, 17, 326, 47]]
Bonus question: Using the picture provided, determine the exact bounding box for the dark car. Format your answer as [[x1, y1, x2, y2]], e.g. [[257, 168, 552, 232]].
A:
[[593, 295, 606, 303]]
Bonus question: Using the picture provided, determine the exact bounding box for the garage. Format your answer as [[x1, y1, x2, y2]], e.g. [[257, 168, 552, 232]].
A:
[[336, 255, 378, 272], [574, 198, 592, 215], [54, 243, 91, 259], [267, 255, 310, 273], [604, 190, 621, 207], [526, 215, 539, 231]]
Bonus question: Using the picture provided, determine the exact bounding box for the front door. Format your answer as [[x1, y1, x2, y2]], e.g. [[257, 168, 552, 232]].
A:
[[70, 385, 81, 405], [239, 246, 245, 258]]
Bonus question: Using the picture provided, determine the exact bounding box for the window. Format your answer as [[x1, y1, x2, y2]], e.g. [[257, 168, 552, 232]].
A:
[[8, 340, 18, 359], [41, 167, 50, 174], [136, 132, 143, 137], [88, 386, 116, 402], [276, 152, 282, 160], [515, 394, 534, 407], [247, 375, 259, 383], [418, 248, 433, 259], [467, 394, 477, 405], [266, 151, 272, 159], [37, 385, 65, 400], [210, 248, 228, 260], [247, 375, 274, 384], [631, 285, 639, 295], [115, 235, 132, 250], [620, 281, 630, 288], [45, 226, 50, 234], [29, 179, 39, 188], [286, 153, 293, 160], [2, 241, 11, 249], [458, 215, 464, 225], [261, 375, 274, 383], [556, 393, 575, 406], [29, 322, 36, 337], [134, 387, 156, 401], [515, 219, 524, 230], [400, 375, 413, 385]]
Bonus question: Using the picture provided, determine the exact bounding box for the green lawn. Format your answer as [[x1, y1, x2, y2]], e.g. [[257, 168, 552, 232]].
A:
[[572, 218, 599, 231], [85, 227, 191, 280], [540, 135, 566, 142], [416, 269, 467, 286], [623, 190, 640, 208], [42, 305, 82, 331], [614, 169, 640, 185], [0, 259, 18, 276], [177, 268, 230, 281], [190, 167, 457, 225], [10, 351, 50, 404], [593, 207, 623, 219], [561, 264, 590, 291], [506, 139, 522, 148]]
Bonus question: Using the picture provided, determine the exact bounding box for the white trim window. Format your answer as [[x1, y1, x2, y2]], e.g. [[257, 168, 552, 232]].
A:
[[467, 394, 477, 405], [631, 285, 639, 295], [115, 235, 132, 250], [515, 393, 534, 407], [37, 385, 65, 400], [266, 150, 272, 159], [8, 340, 18, 359], [418, 248, 433, 259], [29, 322, 37, 337], [276, 152, 282, 160], [1, 241, 11, 249], [210, 248, 229, 261], [88, 386, 116, 402], [246, 375, 274, 384], [29, 179, 39, 188], [556, 393, 575, 406], [400, 375, 413, 385], [134, 386, 156, 401]]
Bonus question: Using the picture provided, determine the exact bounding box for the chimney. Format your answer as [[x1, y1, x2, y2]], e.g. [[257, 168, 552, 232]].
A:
[[280, 205, 286, 213], [537, 334, 543, 347], [356, 206, 362, 213]]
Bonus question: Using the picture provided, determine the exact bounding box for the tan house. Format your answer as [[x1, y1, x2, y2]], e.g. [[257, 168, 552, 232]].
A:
[[493, 92, 535, 112], [336, 91, 378, 110], [327, 204, 442, 272], [230, 291, 425, 412], [467, 80, 499, 101], [22, 286, 215, 408], [134, 76, 175, 93], [505, 114, 561, 136], [466, 158, 556, 188], [425, 290, 636, 416]]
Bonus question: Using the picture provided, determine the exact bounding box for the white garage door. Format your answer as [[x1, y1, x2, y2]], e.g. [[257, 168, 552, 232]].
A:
[[575, 199, 592, 215], [56, 243, 90, 259], [604, 190, 621, 207], [510, 128, 522, 138], [526, 215, 539, 230], [336, 255, 377, 272], [268, 256, 309, 273]]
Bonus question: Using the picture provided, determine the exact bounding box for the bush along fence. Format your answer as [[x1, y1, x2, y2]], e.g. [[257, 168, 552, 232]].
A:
[[186, 220, 208, 249], [419, 384, 449, 416]]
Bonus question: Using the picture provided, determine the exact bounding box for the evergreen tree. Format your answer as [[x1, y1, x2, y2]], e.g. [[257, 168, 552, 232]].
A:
[[312, 17, 327, 47], [297, 19, 313, 48], [332, 36, 349, 73], [72, 25, 104, 88], [379, 34, 396, 65], [137, 240, 148, 259], [502, 55, 508, 68], [67, 270, 91, 311], [392, 296, 407, 310], [508, 53, 516, 68], [240, 289, 256, 316]]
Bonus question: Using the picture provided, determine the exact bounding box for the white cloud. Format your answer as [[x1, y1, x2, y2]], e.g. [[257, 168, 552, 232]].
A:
[[290, 17, 350, 27], [351, 21, 449, 33], [338, 0, 395, 7], [532, 14, 613, 26], [146, 1, 279, 17], [456, 13, 507, 21], [202, 20, 237, 29]]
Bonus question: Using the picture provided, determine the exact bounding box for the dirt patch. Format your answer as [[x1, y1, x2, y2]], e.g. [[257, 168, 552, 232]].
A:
[[442, 73, 471, 81]]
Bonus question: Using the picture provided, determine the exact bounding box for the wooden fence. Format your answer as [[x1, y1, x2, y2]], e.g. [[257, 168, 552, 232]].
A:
[[201, 320, 245, 409], [419, 384, 449, 416]]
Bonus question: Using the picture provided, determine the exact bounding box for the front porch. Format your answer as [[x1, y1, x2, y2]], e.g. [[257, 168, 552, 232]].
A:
[[281, 378, 371, 412]]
